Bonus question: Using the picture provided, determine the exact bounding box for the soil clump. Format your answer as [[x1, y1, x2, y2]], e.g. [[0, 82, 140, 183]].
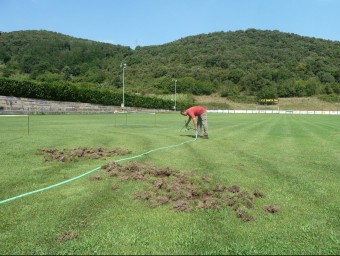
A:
[[37, 147, 280, 221], [102, 161, 280, 221], [36, 147, 131, 162]]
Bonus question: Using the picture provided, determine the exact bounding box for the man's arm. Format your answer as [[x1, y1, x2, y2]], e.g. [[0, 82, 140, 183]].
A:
[[190, 117, 197, 130], [185, 117, 192, 128]]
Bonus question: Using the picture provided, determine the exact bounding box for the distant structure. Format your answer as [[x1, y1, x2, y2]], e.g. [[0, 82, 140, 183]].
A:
[[258, 98, 279, 105]]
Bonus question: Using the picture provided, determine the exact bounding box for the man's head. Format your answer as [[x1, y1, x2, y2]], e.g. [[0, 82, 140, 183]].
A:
[[180, 109, 187, 116]]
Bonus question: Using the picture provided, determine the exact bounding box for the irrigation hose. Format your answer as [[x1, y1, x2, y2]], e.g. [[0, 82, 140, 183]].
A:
[[0, 138, 197, 205]]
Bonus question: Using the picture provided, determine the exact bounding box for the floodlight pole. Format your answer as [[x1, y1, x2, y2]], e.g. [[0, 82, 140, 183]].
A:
[[121, 63, 127, 107], [337, 93, 339, 115], [172, 79, 177, 111]]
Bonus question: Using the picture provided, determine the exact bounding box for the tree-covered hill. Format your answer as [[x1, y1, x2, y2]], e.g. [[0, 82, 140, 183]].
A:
[[0, 29, 339, 102], [0, 30, 132, 86]]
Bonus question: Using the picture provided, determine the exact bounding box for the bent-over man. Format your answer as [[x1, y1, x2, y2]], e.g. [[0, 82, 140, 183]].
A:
[[181, 106, 208, 139]]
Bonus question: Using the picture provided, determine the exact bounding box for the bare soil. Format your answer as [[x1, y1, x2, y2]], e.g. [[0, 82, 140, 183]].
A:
[[36, 147, 131, 162], [57, 231, 78, 243], [102, 161, 281, 221], [37, 147, 280, 221]]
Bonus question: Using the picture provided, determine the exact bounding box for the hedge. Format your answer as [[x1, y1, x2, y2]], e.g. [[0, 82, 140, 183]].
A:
[[0, 77, 191, 110]]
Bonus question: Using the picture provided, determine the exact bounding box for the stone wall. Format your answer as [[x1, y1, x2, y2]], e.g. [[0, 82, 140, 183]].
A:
[[0, 96, 171, 114]]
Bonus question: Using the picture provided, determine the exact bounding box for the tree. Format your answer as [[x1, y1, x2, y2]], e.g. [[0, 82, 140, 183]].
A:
[[228, 69, 244, 84], [305, 77, 321, 96], [257, 85, 278, 100]]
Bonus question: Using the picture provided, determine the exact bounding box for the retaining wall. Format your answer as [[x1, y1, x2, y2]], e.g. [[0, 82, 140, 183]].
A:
[[0, 96, 171, 114]]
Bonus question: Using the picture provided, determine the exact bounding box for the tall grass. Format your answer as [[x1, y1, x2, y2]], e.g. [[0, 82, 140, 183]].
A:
[[0, 113, 339, 255]]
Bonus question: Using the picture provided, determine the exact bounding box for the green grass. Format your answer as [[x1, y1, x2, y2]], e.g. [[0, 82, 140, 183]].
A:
[[0, 113, 339, 255]]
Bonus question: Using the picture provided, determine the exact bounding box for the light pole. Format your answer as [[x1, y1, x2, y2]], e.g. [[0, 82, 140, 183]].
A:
[[120, 63, 127, 107], [172, 79, 177, 111], [337, 93, 339, 115]]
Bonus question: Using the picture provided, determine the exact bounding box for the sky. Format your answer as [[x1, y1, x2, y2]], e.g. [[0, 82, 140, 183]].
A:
[[1, 0, 340, 48]]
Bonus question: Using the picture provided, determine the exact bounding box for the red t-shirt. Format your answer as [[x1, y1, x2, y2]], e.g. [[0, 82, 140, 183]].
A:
[[186, 106, 206, 119]]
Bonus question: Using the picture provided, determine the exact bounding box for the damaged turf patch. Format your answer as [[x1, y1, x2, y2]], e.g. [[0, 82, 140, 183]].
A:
[[57, 231, 78, 243], [264, 205, 281, 213], [36, 147, 131, 162], [102, 161, 279, 221]]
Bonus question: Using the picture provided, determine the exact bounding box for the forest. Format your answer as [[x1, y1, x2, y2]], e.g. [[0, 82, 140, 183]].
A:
[[0, 29, 339, 107]]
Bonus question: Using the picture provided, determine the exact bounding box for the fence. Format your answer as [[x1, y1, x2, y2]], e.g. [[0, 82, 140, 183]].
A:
[[208, 109, 339, 115], [1, 96, 339, 115]]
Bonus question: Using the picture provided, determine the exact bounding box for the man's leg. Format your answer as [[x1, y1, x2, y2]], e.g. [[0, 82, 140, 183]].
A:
[[201, 112, 208, 136], [197, 116, 203, 135]]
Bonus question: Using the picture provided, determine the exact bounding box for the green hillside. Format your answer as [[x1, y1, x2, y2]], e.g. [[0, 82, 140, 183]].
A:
[[0, 30, 132, 87], [0, 29, 339, 102]]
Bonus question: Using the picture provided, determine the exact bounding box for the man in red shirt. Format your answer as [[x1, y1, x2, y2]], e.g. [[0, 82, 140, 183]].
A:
[[181, 106, 209, 139]]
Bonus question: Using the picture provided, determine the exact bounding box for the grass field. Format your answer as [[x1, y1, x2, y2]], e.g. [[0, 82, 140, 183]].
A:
[[0, 113, 339, 255]]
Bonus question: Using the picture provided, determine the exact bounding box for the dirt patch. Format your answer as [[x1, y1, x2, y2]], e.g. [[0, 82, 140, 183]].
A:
[[111, 184, 119, 190], [57, 231, 78, 243], [36, 145, 279, 221], [264, 205, 281, 214], [36, 147, 131, 162], [253, 190, 265, 198], [102, 161, 279, 221], [90, 174, 102, 180]]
